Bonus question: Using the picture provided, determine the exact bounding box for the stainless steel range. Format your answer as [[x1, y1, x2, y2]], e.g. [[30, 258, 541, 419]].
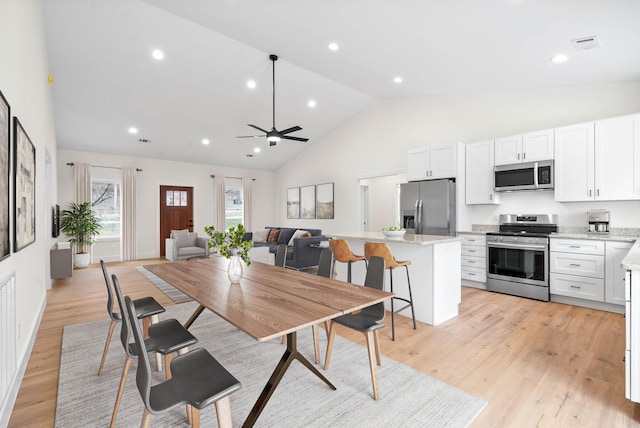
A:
[[486, 214, 558, 301]]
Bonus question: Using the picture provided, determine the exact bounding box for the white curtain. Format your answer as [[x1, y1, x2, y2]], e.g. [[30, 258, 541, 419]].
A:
[[243, 178, 252, 231], [121, 167, 137, 261], [73, 163, 91, 204], [214, 175, 226, 231]]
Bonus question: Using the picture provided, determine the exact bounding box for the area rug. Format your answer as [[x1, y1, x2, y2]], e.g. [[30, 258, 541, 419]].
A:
[[56, 302, 486, 427], [136, 266, 192, 303]]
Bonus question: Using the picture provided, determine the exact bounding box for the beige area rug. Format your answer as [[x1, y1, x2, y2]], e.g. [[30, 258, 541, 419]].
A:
[[56, 302, 486, 427]]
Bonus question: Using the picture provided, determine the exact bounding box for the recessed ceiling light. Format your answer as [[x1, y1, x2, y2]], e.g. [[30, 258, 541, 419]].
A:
[[128, 127, 138, 134], [393, 76, 403, 83], [202, 138, 210, 145], [254, 147, 261, 153], [551, 54, 568, 63], [247, 80, 256, 89], [328, 43, 339, 51], [307, 100, 317, 108], [152, 49, 164, 60]]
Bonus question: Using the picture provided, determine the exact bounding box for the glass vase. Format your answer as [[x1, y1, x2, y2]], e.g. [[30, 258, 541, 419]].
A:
[[227, 251, 243, 284]]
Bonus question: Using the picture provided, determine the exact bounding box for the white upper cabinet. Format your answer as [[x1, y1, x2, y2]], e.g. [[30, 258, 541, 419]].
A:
[[523, 129, 555, 162], [407, 144, 457, 181], [555, 114, 640, 201], [494, 135, 522, 165], [594, 114, 640, 200], [494, 130, 554, 166], [465, 140, 499, 204], [554, 122, 595, 201]]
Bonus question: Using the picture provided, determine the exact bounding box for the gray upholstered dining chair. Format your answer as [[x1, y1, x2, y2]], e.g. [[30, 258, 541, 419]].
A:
[[98, 260, 165, 376], [110, 274, 199, 428], [124, 295, 241, 428], [275, 244, 287, 267], [324, 255, 386, 400]]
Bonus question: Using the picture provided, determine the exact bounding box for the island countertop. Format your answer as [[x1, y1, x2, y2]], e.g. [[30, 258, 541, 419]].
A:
[[328, 231, 462, 246]]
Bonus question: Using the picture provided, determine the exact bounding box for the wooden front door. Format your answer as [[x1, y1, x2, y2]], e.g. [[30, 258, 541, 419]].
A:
[[159, 185, 194, 257]]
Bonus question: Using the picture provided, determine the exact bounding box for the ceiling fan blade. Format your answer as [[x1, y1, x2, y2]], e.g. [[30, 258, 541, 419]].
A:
[[247, 124, 268, 133], [236, 135, 264, 138], [282, 135, 309, 142], [279, 126, 302, 135]]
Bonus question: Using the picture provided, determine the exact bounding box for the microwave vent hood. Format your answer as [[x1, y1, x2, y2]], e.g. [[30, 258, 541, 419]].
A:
[[494, 160, 554, 192]]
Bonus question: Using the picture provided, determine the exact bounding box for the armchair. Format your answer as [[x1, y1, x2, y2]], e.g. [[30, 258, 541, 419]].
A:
[[165, 229, 210, 261]]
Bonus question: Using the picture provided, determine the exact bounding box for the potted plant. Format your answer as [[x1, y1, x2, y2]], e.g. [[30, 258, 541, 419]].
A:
[[204, 224, 253, 283], [59, 202, 102, 268]]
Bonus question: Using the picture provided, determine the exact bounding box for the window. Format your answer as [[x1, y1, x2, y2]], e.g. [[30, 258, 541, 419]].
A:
[[224, 177, 243, 230], [92, 179, 120, 238], [166, 190, 188, 206]]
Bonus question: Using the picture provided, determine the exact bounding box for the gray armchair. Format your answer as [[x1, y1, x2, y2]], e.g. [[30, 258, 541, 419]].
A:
[[165, 229, 210, 261]]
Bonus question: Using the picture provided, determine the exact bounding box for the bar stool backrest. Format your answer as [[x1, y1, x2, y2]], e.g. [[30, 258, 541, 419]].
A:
[[328, 239, 353, 263], [364, 242, 396, 269]]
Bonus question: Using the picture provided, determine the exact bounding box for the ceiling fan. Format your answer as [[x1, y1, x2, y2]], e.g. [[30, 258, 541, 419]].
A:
[[237, 54, 309, 147]]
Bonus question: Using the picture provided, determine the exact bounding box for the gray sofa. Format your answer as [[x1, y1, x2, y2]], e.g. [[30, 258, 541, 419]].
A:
[[243, 227, 328, 269]]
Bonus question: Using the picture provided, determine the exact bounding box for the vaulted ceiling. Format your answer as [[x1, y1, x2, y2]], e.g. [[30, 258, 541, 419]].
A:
[[43, 0, 640, 170]]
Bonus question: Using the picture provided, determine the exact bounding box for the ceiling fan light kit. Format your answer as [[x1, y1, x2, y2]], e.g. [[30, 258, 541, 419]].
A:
[[237, 54, 309, 146]]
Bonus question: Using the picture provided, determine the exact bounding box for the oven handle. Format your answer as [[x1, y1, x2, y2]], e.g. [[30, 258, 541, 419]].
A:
[[487, 242, 547, 250]]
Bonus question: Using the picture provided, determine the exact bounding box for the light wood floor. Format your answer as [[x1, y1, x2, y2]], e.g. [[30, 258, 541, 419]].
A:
[[9, 259, 640, 427]]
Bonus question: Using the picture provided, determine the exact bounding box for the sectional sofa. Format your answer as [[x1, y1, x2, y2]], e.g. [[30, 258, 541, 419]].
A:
[[244, 227, 328, 269]]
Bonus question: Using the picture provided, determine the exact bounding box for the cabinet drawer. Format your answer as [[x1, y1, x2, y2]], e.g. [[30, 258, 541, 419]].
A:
[[462, 255, 485, 268], [550, 273, 604, 301], [550, 239, 604, 255], [462, 235, 486, 247], [550, 252, 604, 278], [462, 265, 486, 282], [462, 245, 486, 258]]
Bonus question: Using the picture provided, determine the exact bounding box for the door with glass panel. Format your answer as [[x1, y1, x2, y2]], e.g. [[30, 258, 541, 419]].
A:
[[159, 185, 193, 257]]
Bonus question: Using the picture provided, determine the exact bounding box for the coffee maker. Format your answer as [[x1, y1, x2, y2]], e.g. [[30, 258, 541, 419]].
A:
[[587, 209, 610, 234]]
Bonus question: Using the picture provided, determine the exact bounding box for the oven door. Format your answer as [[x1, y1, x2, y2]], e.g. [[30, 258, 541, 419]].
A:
[[487, 241, 548, 287]]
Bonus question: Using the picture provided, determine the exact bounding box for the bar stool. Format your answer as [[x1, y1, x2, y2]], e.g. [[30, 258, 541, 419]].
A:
[[329, 239, 367, 283], [364, 242, 417, 341]]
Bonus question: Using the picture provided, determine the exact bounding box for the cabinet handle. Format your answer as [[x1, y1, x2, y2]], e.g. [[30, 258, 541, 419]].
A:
[[597, 189, 600, 197], [468, 273, 476, 276], [523, 153, 526, 160], [569, 245, 581, 248], [589, 189, 592, 197], [517, 153, 520, 160], [468, 239, 475, 242], [468, 249, 476, 253], [468, 260, 476, 264], [489, 194, 493, 201], [569, 263, 581, 267], [570, 285, 582, 289]]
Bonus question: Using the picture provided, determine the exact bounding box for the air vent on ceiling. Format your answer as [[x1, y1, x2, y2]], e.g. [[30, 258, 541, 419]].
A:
[[571, 36, 600, 51], [138, 138, 150, 143]]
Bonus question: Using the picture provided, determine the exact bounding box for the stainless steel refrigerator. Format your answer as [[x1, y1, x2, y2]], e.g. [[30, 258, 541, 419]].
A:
[[400, 179, 456, 236]]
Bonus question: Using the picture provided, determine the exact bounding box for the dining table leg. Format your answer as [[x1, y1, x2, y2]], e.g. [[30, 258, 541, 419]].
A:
[[183, 304, 206, 329], [242, 331, 337, 428]]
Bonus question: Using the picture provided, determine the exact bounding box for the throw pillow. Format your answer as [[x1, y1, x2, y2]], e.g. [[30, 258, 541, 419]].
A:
[[287, 229, 310, 246], [187, 232, 197, 246], [253, 229, 269, 243], [267, 228, 280, 244], [172, 229, 191, 248]]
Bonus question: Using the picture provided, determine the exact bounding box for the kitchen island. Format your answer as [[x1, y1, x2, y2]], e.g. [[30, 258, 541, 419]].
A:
[[328, 232, 462, 326]]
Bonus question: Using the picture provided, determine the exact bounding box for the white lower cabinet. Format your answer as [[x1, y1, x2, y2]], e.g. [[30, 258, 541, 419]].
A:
[[461, 234, 486, 286], [606, 241, 633, 305], [550, 238, 605, 302]]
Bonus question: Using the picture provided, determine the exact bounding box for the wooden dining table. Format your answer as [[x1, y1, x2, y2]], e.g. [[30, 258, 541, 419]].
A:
[[144, 256, 393, 428]]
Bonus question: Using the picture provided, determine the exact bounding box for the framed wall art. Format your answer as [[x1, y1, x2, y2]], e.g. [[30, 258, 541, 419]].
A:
[[13, 117, 36, 252], [300, 185, 316, 219], [0, 91, 10, 260], [287, 187, 300, 219], [316, 182, 334, 219]]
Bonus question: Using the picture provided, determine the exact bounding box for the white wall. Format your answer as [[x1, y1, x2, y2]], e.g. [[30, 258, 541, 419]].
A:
[[0, 0, 58, 423], [56, 149, 275, 259], [275, 81, 640, 233]]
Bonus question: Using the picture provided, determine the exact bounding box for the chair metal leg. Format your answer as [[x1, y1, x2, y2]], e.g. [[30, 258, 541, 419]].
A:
[[323, 321, 336, 370], [215, 396, 233, 428], [110, 356, 132, 428], [405, 265, 417, 330], [347, 261, 352, 283], [365, 331, 380, 400], [389, 268, 396, 341], [98, 320, 117, 376]]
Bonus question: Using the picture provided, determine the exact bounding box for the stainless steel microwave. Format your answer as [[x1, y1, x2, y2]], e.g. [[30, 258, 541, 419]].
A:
[[494, 160, 554, 192]]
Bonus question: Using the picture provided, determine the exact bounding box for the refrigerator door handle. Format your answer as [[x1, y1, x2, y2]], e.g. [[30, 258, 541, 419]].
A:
[[414, 200, 419, 233], [417, 200, 423, 234]]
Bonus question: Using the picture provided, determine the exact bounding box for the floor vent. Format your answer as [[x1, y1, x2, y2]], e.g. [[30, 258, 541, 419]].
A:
[[572, 36, 600, 50], [0, 274, 16, 409]]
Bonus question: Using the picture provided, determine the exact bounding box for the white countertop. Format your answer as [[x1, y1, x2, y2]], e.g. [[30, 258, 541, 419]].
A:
[[550, 232, 638, 242], [328, 231, 462, 246]]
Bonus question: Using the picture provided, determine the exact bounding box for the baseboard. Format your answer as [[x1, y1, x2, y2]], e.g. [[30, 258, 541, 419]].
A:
[[0, 294, 46, 427], [550, 294, 625, 314]]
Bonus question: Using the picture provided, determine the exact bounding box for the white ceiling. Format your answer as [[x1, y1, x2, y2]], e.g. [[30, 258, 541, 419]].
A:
[[43, 0, 640, 171]]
